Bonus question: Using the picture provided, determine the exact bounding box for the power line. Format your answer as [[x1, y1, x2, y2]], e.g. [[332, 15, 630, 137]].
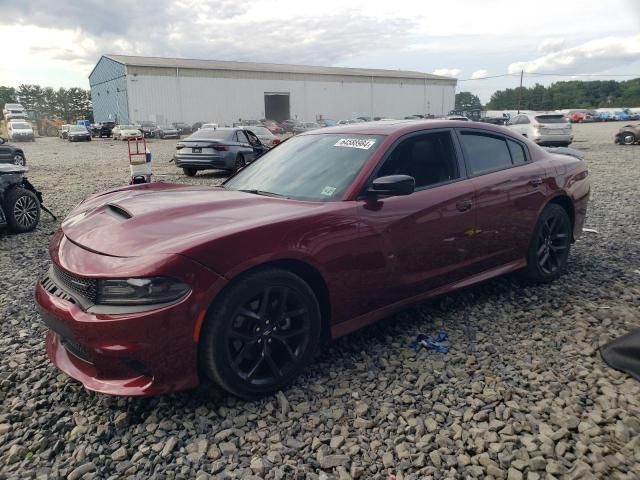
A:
[[458, 73, 519, 81]]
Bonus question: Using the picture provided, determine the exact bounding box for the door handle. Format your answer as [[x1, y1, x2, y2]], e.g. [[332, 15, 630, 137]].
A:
[[529, 178, 543, 186], [456, 200, 473, 212]]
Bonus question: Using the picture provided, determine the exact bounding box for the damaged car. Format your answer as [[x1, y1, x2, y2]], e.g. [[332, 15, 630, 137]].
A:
[[614, 124, 640, 145], [35, 120, 590, 399]]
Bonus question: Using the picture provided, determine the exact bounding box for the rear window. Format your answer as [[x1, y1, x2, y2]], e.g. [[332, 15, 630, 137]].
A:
[[460, 132, 512, 175], [534, 115, 567, 124], [187, 128, 232, 140]]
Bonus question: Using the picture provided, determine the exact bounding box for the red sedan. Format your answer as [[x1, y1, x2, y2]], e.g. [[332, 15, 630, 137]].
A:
[[35, 120, 590, 398]]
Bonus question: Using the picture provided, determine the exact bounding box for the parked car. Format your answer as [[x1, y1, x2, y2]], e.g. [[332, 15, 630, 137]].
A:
[[7, 121, 35, 142], [59, 124, 73, 139], [68, 125, 92, 142], [261, 120, 284, 134], [447, 116, 470, 121], [239, 125, 281, 148], [2, 103, 26, 120], [172, 122, 193, 135], [293, 122, 320, 134], [156, 125, 180, 139], [0, 136, 26, 166], [91, 122, 115, 138], [281, 119, 302, 133], [112, 125, 143, 141], [317, 119, 337, 127], [138, 121, 159, 138], [614, 124, 640, 145], [201, 123, 219, 130], [35, 120, 589, 398], [174, 127, 268, 176], [595, 111, 616, 122], [506, 113, 573, 146], [566, 111, 585, 123]]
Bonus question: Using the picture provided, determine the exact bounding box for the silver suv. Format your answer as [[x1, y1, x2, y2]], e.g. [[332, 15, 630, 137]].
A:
[[506, 113, 573, 146]]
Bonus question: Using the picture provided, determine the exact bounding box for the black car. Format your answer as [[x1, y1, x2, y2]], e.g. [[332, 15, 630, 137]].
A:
[[138, 121, 159, 138], [68, 126, 92, 142], [91, 122, 115, 138], [172, 122, 193, 135], [0, 137, 26, 166]]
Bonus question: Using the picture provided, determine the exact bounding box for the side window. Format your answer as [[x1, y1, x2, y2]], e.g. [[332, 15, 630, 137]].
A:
[[245, 130, 260, 146], [507, 139, 527, 164], [521, 116, 531, 124], [236, 131, 249, 143], [460, 132, 512, 175], [376, 131, 460, 189]]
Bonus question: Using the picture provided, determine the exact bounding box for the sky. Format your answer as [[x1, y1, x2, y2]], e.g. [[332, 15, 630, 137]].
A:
[[1, 0, 639, 102]]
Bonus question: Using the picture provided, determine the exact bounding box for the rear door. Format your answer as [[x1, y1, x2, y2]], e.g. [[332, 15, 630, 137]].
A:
[[458, 129, 548, 269], [354, 129, 479, 312], [235, 130, 257, 162]]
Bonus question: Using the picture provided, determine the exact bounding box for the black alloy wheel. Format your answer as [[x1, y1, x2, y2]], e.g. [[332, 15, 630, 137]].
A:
[[525, 204, 571, 282], [235, 155, 246, 172], [200, 269, 321, 399]]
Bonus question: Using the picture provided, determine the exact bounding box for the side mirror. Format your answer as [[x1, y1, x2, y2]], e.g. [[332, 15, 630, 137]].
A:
[[0, 137, 5, 145], [367, 175, 415, 197]]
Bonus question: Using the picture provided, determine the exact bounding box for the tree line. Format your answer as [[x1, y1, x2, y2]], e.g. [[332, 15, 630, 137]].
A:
[[0, 84, 93, 122], [485, 78, 640, 111]]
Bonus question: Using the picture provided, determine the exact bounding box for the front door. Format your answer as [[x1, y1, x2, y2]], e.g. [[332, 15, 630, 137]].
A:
[[353, 129, 478, 314]]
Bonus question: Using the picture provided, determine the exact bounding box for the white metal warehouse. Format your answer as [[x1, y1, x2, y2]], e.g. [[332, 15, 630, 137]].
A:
[[89, 54, 457, 126]]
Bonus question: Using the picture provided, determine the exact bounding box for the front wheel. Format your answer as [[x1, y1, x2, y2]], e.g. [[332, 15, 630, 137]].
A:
[[524, 204, 571, 282], [4, 187, 40, 233], [12, 153, 26, 166], [199, 269, 322, 399], [621, 132, 636, 145]]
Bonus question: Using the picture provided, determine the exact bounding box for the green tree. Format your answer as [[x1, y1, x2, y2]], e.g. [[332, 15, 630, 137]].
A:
[[455, 91, 482, 111], [0, 86, 18, 119]]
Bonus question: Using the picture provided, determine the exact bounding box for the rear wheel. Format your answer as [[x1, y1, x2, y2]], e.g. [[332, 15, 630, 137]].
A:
[[183, 167, 197, 177], [199, 268, 321, 399], [235, 155, 246, 172], [524, 204, 571, 282], [4, 187, 40, 233], [621, 132, 636, 145]]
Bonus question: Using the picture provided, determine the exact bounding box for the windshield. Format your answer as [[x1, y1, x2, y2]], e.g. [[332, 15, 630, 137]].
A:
[[187, 128, 231, 140], [70, 126, 87, 132], [11, 123, 30, 129], [225, 133, 383, 201], [159, 125, 173, 129], [247, 126, 272, 136], [535, 115, 567, 124]]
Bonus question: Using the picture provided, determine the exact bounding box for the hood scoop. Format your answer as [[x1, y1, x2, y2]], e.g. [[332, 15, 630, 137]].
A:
[[106, 203, 133, 219]]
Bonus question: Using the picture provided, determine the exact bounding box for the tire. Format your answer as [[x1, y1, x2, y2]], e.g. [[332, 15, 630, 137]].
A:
[[12, 153, 26, 166], [183, 167, 197, 177], [235, 155, 246, 172], [199, 268, 322, 399], [4, 187, 40, 233], [524, 203, 571, 283], [621, 132, 636, 145]]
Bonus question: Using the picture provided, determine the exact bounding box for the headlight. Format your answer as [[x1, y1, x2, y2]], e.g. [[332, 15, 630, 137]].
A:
[[97, 277, 190, 305]]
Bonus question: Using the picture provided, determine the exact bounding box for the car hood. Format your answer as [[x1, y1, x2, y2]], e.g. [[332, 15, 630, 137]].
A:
[[61, 184, 326, 258]]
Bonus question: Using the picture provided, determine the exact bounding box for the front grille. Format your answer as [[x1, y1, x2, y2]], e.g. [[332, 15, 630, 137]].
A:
[[51, 265, 98, 303]]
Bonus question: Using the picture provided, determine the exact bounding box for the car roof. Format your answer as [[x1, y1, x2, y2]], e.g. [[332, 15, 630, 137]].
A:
[[300, 118, 514, 136]]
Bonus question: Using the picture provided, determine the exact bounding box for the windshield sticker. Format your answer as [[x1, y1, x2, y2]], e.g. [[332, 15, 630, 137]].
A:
[[321, 186, 337, 196], [334, 138, 376, 150]]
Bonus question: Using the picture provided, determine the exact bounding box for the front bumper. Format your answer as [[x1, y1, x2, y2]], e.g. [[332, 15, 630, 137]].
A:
[[174, 153, 234, 170], [35, 232, 227, 396]]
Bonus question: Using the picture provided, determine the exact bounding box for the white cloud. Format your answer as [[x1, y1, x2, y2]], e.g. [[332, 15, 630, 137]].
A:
[[433, 68, 461, 78], [509, 34, 640, 74], [538, 38, 565, 54], [471, 69, 488, 79]]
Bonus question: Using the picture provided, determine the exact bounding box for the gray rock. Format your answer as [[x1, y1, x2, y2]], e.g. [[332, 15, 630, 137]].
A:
[[111, 446, 127, 461], [320, 454, 351, 469], [67, 462, 96, 480]]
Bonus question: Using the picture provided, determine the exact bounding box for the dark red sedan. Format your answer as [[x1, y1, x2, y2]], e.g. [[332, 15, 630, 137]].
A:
[[35, 120, 590, 398]]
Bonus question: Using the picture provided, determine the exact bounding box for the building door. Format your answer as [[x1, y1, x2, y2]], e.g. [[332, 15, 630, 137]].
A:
[[264, 93, 290, 122]]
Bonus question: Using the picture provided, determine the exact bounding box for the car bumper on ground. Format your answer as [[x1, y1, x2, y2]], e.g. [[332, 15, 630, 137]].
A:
[[174, 154, 234, 170], [34, 233, 227, 396]]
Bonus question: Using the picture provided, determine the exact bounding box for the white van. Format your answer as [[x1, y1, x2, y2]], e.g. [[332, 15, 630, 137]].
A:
[[8, 120, 35, 142]]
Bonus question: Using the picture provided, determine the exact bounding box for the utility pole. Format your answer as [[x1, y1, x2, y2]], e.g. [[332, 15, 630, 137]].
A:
[[517, 70, 523, 113]]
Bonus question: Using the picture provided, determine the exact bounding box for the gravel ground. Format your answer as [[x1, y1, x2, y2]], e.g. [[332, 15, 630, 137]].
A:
[[1, 123, 639, 479]]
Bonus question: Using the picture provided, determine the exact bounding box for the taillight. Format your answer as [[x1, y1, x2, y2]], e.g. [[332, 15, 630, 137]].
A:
[[272, 138, 281, 145], [533, 123, 543, 129], [210, 144, 228, 151], [176, 144, 185, 150]]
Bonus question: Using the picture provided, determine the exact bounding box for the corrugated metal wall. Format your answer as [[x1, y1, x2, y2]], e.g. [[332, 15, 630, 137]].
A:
[[89, 57, 130, 123], [124, 66, 456, 126]]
